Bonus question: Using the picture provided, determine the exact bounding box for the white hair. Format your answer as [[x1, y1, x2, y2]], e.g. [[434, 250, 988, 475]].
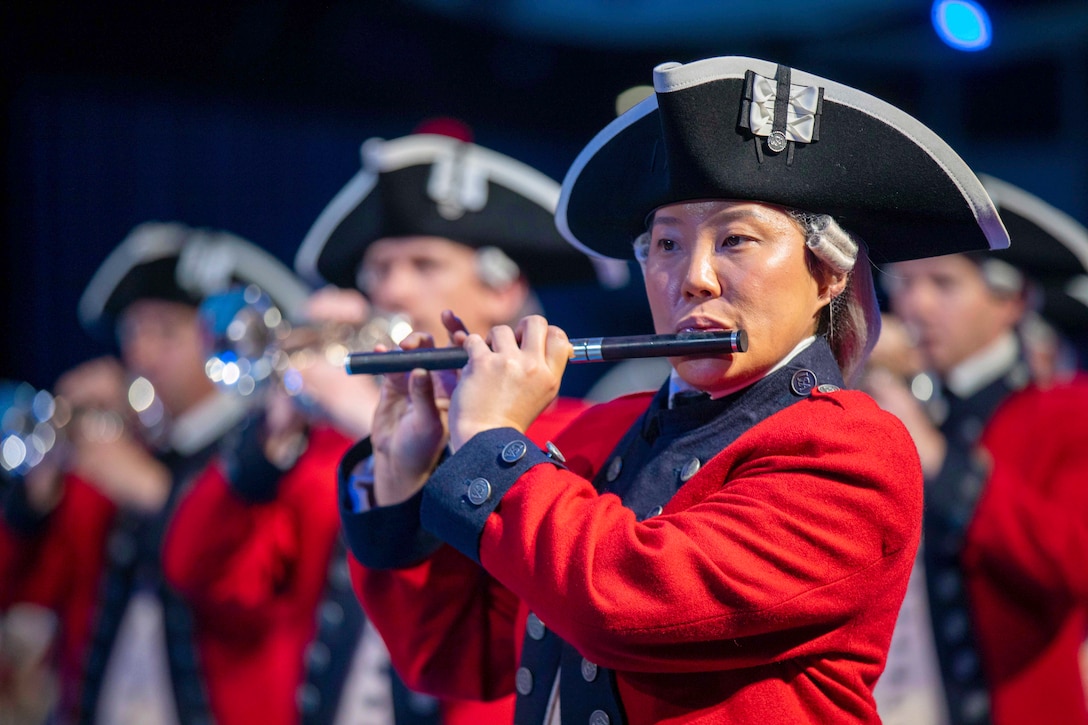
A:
[[473, 245, 543, 321], [474, 245, 521, 289], [789, 210, 880, 386]]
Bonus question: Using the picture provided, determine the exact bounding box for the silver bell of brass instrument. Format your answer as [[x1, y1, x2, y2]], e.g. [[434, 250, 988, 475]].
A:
[[200, 284, 411, 397], [1, 376, 168, 476]]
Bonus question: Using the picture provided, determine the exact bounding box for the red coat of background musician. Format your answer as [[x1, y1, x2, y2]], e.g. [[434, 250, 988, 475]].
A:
[[966, 377, 1088, 724], [163, 398, 588, 725]]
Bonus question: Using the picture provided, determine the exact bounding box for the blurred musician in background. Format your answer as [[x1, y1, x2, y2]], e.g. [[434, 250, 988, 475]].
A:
[[162, 280, 377, 725], [874, 176, 1088, 725], [165, 120, 609, 725], [0, 222, 308, 725]]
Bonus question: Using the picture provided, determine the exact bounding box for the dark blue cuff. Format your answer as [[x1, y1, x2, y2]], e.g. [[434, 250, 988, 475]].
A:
[[420, 428, 558, 564], [338, 437, 443, 570], [0, 474, 50, 536], [220, 411, 282, 504]]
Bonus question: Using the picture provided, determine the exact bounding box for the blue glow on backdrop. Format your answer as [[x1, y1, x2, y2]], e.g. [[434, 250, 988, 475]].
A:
[[932, 0, 992, 51]]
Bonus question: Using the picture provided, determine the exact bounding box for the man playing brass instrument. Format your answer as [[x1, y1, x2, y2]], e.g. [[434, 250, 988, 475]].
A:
[[0, 222, 309, 725], [163, 121, 611, 725], [874, 177, 1088, 725]]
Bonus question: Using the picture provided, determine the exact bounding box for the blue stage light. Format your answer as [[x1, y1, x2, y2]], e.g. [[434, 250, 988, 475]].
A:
[[932, 0, 992, 51]]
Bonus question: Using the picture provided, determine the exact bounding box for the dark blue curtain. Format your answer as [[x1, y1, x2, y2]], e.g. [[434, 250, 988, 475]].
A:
[[1, 77, 650, 396]]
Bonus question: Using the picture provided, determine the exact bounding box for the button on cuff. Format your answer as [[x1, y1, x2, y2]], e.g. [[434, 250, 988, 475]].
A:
[[422, 428, 558, 564], [500, 439, 528, 464], [466, 477, 493, 505]]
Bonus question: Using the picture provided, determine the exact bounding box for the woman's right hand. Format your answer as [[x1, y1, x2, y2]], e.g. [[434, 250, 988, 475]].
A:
[[369, 332, 456, 506]]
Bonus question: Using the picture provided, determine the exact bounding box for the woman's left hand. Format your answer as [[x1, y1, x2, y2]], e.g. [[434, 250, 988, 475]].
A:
[[447, 314, 571, 453], [369, 332, 457, 506]]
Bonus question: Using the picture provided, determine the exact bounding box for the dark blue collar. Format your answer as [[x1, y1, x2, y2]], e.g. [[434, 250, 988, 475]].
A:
[[640, 337, 844, 444]]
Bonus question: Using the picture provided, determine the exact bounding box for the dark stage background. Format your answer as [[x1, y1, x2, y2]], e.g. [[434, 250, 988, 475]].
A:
[[4, 1, 1088, 397]]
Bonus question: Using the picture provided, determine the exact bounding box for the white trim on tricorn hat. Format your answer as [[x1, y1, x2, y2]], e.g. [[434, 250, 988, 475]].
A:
[[294, 133, 604, 290], [79, 222, 311, 343], [367, 135, 561, 214], [557, 55, 1009, 264]]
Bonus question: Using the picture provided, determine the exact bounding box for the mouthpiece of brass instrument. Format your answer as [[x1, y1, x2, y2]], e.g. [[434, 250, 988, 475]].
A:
[[344, 329, 747, 376]]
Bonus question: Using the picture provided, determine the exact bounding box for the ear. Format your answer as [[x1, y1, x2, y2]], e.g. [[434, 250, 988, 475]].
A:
[[817, 268, 849, 305], [1002, 286, 1029, 328], [484, 276, 531, 326]]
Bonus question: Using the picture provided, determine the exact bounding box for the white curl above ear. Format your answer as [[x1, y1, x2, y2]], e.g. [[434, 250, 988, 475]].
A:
[[796, 213, 858, 276]]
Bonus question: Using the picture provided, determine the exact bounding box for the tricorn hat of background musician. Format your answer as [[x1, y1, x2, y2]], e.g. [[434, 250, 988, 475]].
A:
[[1037, 278, 1088, 338], [79, 222, 310, 343], [556, 55, 1010, 264], [294, 128, 606, 290], [975, 174, 1088, 284], [972, 175, 1088, 336]]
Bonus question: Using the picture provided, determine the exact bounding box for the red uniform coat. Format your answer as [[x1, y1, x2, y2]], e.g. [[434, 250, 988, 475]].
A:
[[350, 388, 923, 724], [965, 377, 1088, 724], [163, 424, 352, 725], [162, 398, 588, 725], [1, 391, 257, 723], [0, 475, 114, 718]]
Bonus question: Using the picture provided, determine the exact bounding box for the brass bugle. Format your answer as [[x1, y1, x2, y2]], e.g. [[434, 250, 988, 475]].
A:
[[345, 329, 748, 376], [200, 285, 412, 396], [1, 376, 168, 475]]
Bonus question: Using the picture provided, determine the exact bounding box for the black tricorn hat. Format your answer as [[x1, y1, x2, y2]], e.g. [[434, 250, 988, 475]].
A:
[[557, 56, 1009, 264], [976, 175, 1088, 336], [1038, 278, 1088, 338], [80, 222, 310, 343], [979, 174, 1088, 284], [295, 133, 603, 289]]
